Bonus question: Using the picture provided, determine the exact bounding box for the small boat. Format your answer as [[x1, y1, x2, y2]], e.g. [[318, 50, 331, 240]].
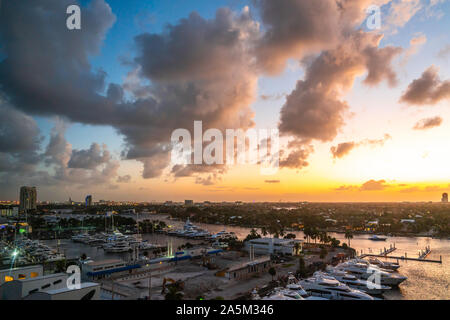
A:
[[369, 235, 387, 241]]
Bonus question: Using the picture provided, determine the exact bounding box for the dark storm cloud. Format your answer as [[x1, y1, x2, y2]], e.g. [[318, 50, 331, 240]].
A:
[[120, 7, 259, 179], [0, 103, 42, 173], [0, 104, 42, 155], [0, 0, 117, 125], [413, 116, 443, 130], [0, 1, 260, 183], [0, 0, 411, 187], [400, 66, 450, 105]]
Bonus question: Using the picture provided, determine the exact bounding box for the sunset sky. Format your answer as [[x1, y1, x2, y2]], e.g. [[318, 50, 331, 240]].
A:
[[0, 0, 449, 202]]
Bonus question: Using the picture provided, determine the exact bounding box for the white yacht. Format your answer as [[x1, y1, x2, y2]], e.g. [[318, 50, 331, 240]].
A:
[[349, 258, 395, 272], [318, 269, 390, 295], [299, 275, 375, 300], [104, 242, 131, 253], [368, 235, 387, 241], [210, 231, 237, 241], [286, 283, 329, 300], [367, 257, 400, 271], [261, 291, 298, 300], [335, 261, 407, 286], [71, 233, 91, 243]]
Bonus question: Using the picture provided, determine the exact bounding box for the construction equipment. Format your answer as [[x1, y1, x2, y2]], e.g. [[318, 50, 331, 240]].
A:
[[161, 277, 184, 294]]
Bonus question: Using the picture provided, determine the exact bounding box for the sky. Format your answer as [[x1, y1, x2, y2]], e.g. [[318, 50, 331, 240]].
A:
[[0, 0, 449, 202]]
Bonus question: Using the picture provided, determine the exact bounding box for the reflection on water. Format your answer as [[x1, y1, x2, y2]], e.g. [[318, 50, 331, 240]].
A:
[[46, 213, 450, 300]]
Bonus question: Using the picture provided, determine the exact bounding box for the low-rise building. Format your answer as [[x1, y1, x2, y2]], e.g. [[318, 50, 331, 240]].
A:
[[225, 256, 271, 280], [0, 265, 43, 286], [82, 259, 140, 281], [24, 282, 100, 300], [244, 237, 302, 256], [0, 273, 67, 299]]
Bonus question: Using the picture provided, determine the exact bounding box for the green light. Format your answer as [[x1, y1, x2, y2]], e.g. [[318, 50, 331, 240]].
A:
[[19, 228, 26, 234], [12, 250, 18, 257]]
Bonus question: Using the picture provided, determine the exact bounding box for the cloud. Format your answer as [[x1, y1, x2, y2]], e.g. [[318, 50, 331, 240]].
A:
[[117, 175, 132, 183], [0, 0, 429, 192], [264, 180, 280, 184], [279, 142, 313, 169], [360, 179, 388, 191], [0, 0, 118, 125], [260, 93, 287, 101], [119, 7, 260, 180], [331, 134, 392, 159], [385, 0, 423, 32], [279, 32, 401, 144], [400, 65, 450, 105], [438, 44, 450, 59], [253, 0, 389, 74], [276, 30, 400, 169], [331, 142, 357, 159], [413, 116, 443, 130], [68, 143, 111, 169], [334, 185, 359, 191], [0, 104, 42, 174], [401, 33, 427, 65]]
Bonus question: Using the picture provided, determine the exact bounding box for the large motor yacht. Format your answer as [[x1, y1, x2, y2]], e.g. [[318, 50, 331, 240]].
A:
[[335, 261, 407, 286], [298, 275, 376, 300], [367, 257, 400, 271], [318, 269, 390, 295]]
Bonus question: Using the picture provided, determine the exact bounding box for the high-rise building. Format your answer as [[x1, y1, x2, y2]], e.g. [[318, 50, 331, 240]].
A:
[[85, 195, 93, 206], [185, 200, 194, 206], [442, 193, 448, 203], [19, 186, 37, 212]]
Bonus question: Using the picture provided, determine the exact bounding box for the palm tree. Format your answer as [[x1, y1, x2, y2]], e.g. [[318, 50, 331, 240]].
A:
[[268, 267, 276, 281], [261, 227, 268, 237], [297, 255, 307, 278], [345, 230, 353, 247]]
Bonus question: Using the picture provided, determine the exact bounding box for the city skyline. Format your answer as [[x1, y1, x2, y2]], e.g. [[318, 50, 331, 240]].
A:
[[1, 0, 450, 203]]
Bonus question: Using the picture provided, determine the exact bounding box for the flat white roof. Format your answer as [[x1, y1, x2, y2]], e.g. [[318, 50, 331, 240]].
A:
[[44, 282, 99, 295]]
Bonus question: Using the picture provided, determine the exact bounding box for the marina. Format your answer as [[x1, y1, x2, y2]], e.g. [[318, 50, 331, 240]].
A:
[[1, 214, 449, 300]]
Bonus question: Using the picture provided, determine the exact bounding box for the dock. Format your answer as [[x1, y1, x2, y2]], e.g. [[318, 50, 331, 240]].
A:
[[359, 244, 442, 264], [359, 244, 397, 258], [359, 253, 442, 264]]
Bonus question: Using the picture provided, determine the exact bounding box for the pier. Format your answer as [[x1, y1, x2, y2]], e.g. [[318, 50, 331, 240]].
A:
[[359, 253, 442, 264], [359, 244, 442, 264], [359, 244, 397, 258]]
